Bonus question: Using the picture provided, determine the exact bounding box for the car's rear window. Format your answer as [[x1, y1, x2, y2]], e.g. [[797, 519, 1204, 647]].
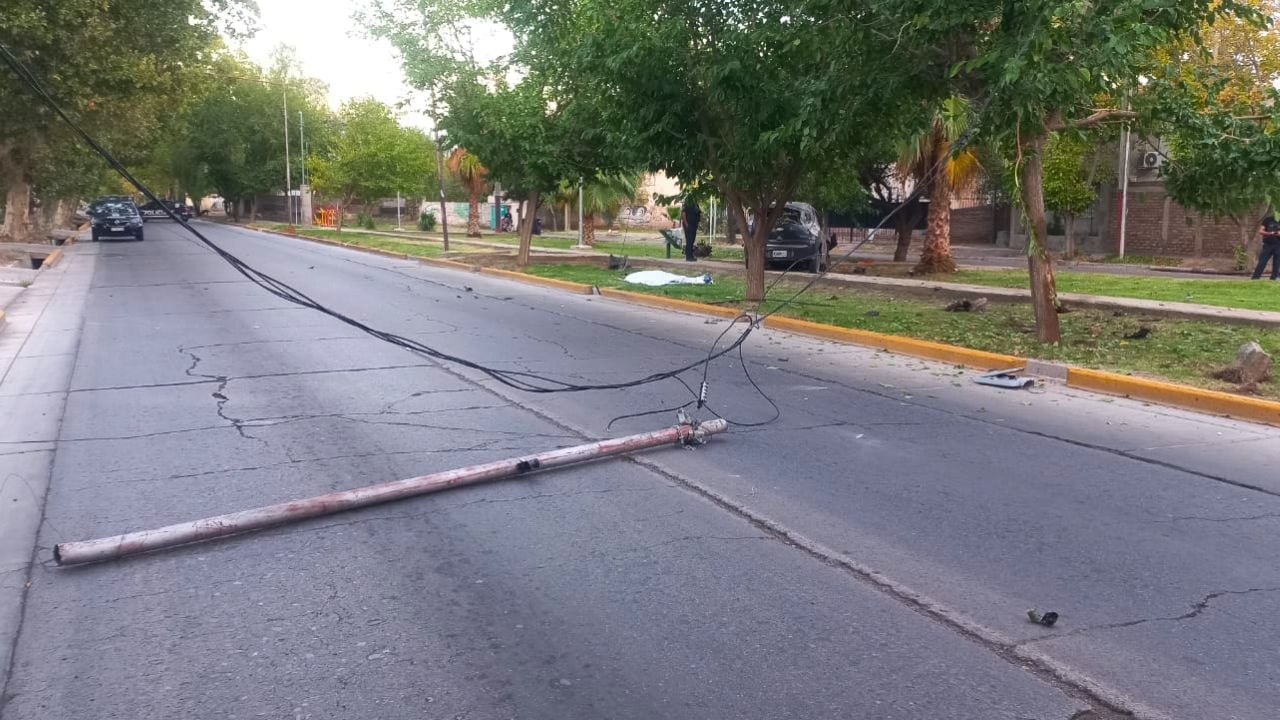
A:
[[91, 201, 138, 216]]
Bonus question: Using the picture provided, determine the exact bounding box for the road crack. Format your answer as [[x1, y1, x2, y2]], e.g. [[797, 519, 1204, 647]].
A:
[[1017, 586, 1280, 648]]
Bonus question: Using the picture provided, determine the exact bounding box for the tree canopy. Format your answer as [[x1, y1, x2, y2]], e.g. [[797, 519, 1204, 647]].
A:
[[309, 98, 436, 229]]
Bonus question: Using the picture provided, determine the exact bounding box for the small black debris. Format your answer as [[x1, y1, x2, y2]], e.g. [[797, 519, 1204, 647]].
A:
[[212, 391, 228, 401], [1124, 326, 1152, 340], [463, 285, 473, 292], [1112, 310, 1126, 317], [1055, 302, 1073, 314], [865, 310, 881, 317], [1026, 609, 1059, 627], [945, 297, 988, 312]]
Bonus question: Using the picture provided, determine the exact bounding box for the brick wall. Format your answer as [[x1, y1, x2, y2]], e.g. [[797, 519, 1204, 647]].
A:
[[951, 206, 995, 244], [1111, 184, 1254, 257]]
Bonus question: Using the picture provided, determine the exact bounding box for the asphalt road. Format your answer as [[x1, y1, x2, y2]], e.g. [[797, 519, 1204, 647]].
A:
[[2, 220, 1279, 720]]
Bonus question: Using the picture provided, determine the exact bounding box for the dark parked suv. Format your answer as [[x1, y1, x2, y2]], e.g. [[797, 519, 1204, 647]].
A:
[[88, 197, 145, 241]]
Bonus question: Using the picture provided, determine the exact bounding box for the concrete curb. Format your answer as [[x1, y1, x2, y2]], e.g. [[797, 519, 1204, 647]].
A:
[[1066, 367, 1280, 426], [763, 315, 1023, 370], [270, 221, 1280, 427], [597, 288, 743, 319], [40, 248, 63, 269]]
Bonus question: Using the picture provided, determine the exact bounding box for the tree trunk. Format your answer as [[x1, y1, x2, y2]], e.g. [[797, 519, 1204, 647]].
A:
[[466, 186, 482, 237], [247, 195, 258, 222], [564, 203, 572, 233], [1065, 214, 1076, 257], [1, 175, 32, 241], [915, 173, 956, 274], [745, 219, 769, 301], [335, 200, 345, 232], [517, 190, 539, 267], [583, 211, 596, 246], [52, 198, 75, 229], [1018, 132, 1062, 344], [727, 214, 737, 245], [893, 200, 921, 262]]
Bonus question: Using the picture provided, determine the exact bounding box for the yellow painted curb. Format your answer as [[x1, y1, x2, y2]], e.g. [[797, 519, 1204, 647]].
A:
[[765, 315, 1023, 370], [41, 248, 63, 269], [597, 288, 743, 319], [1067, 367, 1280, 427], [418, 257, 481, 272], [481, 267, 593, 294]]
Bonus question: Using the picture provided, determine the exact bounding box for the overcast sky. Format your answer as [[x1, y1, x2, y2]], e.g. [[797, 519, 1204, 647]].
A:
[[236, 1, 515, 130], [238, 0, 427, 127]]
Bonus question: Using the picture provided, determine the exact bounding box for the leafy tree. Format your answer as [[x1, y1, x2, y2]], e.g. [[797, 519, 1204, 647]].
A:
[[0, 0, 254, 238], [578, 172, 643, 245], [898, 96, 982, 274], [894, 0, 1253, 341], [439, 78, 592, 264], [178, 51, 335, 221], [309, 98, 436, 231], [503, 0, 920, 300], [446, 147, 489, 237], [1145, 0, 1280, 253], [1041, 132, 1105, 257]]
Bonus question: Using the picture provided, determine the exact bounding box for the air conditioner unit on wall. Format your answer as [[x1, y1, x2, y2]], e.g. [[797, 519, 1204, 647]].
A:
[[1139, 151, 1162, 169]]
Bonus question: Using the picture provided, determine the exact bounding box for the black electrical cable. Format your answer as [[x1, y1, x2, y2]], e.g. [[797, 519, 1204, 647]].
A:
[[0, 38, 990, 429], [0, 41, 763, 397]]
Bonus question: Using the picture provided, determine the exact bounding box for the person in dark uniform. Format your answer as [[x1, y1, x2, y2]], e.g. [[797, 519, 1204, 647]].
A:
[[681, 195, 702, 262], [1253, 214, 1280, 280]]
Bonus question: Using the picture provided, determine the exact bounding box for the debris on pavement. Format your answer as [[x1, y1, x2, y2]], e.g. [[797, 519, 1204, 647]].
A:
[[944, 297, 988, 312], [624, 270, 713, 286], [1026, 609, 1059, 627], [975, 368, 1035, 390]]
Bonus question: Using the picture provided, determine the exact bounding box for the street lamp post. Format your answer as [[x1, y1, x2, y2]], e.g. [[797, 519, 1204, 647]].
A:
[[577, 177, 585, 247], [283, 88, 293, 227]]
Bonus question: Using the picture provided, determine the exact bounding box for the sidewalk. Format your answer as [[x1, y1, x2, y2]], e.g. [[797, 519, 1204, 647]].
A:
[[641, 256, 1280, 328]]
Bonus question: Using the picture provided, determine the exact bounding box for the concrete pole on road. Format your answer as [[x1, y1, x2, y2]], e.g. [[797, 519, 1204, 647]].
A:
[[54, 420, 728, 565]]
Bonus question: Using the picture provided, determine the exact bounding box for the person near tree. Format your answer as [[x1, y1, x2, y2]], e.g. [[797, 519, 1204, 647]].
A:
[[1252, 214, 1280, 280], [680, 195, 701, 262]]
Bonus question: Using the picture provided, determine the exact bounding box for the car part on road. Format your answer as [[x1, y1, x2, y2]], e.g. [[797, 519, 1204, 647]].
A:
[[975, 368, 1036, 389], [53, 419, 729, 566]]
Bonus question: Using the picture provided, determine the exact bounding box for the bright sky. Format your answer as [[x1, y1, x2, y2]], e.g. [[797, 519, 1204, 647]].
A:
[[239, 0, 430, 128]]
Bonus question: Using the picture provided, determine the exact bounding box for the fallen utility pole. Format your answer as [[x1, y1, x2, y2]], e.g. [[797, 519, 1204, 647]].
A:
[[55, 419, 728, 566]]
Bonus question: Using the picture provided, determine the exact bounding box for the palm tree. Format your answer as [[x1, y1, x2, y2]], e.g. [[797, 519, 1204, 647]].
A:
[[446, 148, 488, 237], [898, 96, 981, 274], [579, 172, 642, 245]]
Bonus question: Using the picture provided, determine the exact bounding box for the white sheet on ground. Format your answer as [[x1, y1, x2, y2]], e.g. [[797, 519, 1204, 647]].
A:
[[623, 270, 713, 286]]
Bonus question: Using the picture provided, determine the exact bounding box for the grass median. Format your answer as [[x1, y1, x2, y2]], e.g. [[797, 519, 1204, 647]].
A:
[[263, 224, 448, 258], [948, 269, 1277, 312], [527, 263, 1280, 399]]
